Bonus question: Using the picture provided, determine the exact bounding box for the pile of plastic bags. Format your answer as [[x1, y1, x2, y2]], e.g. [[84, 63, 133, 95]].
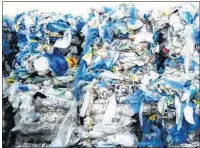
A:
[[3, 10, 84, 147], [3, 2, 200, 147]]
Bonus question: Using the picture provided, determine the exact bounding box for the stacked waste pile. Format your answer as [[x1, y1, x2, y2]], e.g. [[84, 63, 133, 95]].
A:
[[3, 10, 84, 147], [3, 3, 200, 147], [8, 81, 75, 147], [72, 3, 200, 147]]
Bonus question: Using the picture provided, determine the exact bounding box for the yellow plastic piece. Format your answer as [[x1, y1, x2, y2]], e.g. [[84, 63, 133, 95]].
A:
[[112, 66, 116, 72], [5, 77, 15, 85], [149, 114, 158, 121], [167, 99, 174, 105], [87, 117, 93, 129], [66, 57, 78, 68], [192, 99, 199, 105], [14, 18, 22, 31], [44, 30, 62, 37], [28, 39, 37, 43], [162, 116, 168, 119], [83, 52, 92, 59], [14, 25, 20, 31], [162, 12, 166, 16], [162, 86, 168, 92], [130, 75, 135, 81], [41, 44, 51, 52]]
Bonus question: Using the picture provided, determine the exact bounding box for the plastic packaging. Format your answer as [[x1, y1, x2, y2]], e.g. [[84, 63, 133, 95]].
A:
[[3, 2, 200, 147]]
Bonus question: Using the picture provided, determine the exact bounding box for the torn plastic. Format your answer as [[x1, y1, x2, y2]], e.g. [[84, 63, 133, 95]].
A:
[[74, 2, 199, 147], [3, 2, 200, 147]]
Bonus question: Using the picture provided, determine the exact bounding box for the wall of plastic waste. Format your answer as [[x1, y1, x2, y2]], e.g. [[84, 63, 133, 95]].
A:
[[2, 2, 200, 147]]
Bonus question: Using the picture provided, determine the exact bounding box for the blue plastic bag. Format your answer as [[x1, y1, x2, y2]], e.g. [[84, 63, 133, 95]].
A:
[[75, 16, 85, 32], [192, 28, 200, 46], [90, 59, 110, 71], [169, 124, 188, 144], [80, 70, 100, 81], [46, 21, 70, 32], [17, 33, 28, 49], [131, 66, 141, 74], [122, 89, 144, 113], [103, 7, 113, 13], [183, 11, 199, 24], [15, 50, 29, 66], [153, 30, 160, 44], [143, 13, 150, 21], [102, 21, 115, 43], [139, 118, 163, 147], [128, 7, 137, 25], [163, 79, 185, 90], [3, 15, 15, 32], [164, 56, 184, 68], [188, 113, 200, 132], [82, 28, 99, 54], [73, 28, 99, 87], [44, 49, 68, 76], [17, 85, 29, 91]]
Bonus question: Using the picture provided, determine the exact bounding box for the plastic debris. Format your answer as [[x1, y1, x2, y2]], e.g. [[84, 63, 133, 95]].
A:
[[2, 2, 200, 147]]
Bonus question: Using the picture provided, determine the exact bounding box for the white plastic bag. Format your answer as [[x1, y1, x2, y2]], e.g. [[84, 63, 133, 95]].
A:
[[53, 29, 72, 48], [80, 79, 96, 117], [102, 94, 117, 124], [184, 100, 195, 125], [106, 133, 138, 147], [33, 56, 50, 75]]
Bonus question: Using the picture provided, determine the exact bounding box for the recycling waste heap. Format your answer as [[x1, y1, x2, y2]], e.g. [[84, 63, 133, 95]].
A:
[[2, 3, 200, 148]]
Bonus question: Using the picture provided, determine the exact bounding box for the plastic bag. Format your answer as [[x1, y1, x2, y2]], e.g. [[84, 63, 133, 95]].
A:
[[53, 29, 72, 48], [106, 133, 138, 147], [44, 51, 68, 76], [122, 89, 143, 114]]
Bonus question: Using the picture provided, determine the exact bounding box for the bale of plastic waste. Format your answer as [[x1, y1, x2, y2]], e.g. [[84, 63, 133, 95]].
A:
[[72, 2, 199, 147], [3, 9, 85, 147]]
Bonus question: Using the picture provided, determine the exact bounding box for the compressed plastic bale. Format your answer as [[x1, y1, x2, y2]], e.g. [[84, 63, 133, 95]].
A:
[[73, 2, 198, 146]]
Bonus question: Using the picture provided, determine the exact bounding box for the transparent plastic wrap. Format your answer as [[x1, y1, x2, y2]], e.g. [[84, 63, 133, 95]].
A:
[[49, 105, 80, 147]]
